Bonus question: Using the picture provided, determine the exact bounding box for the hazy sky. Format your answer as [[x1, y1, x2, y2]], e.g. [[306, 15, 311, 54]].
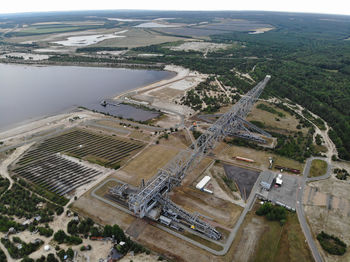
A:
[[1, 0, 350, 16]]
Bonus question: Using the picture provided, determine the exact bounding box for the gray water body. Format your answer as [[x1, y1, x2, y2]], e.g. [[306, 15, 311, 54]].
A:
[[88, 101, 160, 122], [0, 64, 175, 131]]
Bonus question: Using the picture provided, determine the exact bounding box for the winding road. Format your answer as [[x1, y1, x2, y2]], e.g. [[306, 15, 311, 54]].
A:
[[296, 157, 332, 262]]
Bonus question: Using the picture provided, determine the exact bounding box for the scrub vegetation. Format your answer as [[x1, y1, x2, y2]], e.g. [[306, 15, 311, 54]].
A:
[[309, 159, 328, 178]]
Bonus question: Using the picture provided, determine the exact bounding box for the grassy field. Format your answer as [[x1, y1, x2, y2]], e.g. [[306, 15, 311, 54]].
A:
[[219, 143, 305, 174], [94, 180, 119, 197], [183, 231, 223, 251], [121, 144, 180, 186], [252, 212, 314, 262], [309, 159, 328, 178], [247, 101, 308, 135]]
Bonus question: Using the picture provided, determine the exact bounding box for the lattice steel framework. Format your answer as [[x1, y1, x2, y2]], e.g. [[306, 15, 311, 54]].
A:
[[112, 75, 271, 240]]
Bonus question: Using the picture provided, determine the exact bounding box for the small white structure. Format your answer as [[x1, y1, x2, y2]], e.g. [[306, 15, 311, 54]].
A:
[[196, 176, 211, 190], [276, 174, 283, 186], [159, 215, 172, 226], [44, 245, 50, 251]]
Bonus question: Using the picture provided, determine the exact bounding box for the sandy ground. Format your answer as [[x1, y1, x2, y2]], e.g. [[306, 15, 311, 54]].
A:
[[304, 175, 350, 262], [136, 225, 214, 262], [0, 110, 100, 145], [205, 164, 245, 207], [0, 52, 50, 60], [117, 65, 206, 119], [169, 41, 231, 53]]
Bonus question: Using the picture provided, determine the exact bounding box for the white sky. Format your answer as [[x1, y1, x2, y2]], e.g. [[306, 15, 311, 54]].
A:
[[1, 0, 350, 16]]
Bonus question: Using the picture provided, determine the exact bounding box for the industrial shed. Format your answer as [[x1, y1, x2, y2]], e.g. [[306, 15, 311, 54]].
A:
[[260, 170, 275, 190]]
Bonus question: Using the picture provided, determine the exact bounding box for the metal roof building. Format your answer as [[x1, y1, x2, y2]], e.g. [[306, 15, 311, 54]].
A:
[[260, 170, 275, 190]]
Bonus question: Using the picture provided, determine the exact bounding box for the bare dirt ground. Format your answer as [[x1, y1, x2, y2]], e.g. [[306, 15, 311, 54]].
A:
[[169, 41, 231, 53], [72, 187, 135, 230], [153, 113, 181, 128], [136, 225, 215, 262], [304, 175, 350, 262], [170, 186, 243, 228], [0, 110, 101, 146], [121, 65, 206, 118], [207, 164, 245, 206]]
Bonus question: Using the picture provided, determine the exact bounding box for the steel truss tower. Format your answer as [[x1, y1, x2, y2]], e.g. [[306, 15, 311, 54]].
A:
[[112, 75, 271, 240]]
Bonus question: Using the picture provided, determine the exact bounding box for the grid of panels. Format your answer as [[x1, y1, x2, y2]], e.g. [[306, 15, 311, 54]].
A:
[[13, 129, 144, 195], [13, 154, 101, 195]]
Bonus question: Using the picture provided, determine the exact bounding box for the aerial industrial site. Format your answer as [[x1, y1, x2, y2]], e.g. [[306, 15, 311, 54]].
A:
[[0, 8, 350, 262]]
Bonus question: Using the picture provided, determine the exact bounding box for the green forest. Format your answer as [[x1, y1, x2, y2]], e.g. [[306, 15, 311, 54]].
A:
[[125, 13, 350, 160]]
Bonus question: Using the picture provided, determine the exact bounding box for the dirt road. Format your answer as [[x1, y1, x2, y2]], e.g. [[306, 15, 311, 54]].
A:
[[0, 143, 33, 190]]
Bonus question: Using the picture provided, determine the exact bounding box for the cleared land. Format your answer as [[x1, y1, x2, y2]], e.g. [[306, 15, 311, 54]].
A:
[[309, 159, 328, 178], [304, 174, 350, 262], [170, 186, 243, 228], [230, 204, 313, 262], [169, 41, 232, 53]]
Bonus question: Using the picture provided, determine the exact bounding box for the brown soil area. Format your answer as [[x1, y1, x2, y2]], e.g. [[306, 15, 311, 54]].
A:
[[136, 225, 215, 262], [170, 186, 242, 228], [149, 87, 184, 100], [72, 190, 135, 230], [304, 176, 350, 262]]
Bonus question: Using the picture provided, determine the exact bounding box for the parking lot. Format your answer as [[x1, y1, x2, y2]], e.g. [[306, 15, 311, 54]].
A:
[[223, 164, 260, 201], [258, 173, 300, 210]]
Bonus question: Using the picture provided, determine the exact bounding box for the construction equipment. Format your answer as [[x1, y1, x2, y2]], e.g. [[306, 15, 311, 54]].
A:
[[110, 75, 271, 240]]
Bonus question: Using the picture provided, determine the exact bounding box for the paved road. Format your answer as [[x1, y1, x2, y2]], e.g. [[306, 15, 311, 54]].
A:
[[296, 157, 332, 262]]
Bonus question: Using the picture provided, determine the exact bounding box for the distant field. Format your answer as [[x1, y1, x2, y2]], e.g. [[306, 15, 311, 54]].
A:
[[6, 24, 104, 37], [157, 19, 273, 37], [92, 28, 187, 48]]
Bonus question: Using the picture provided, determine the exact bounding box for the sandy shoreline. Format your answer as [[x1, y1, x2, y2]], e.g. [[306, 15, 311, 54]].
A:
[[114, 64, 190, 99]]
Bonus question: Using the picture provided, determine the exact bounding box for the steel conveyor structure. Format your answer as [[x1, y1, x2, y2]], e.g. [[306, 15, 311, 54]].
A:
[[111, 75, 271, 240]]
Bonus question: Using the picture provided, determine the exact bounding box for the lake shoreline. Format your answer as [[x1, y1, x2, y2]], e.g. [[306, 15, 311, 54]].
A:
[[0, 63, 181, 137], [0, 63, 177, 133]]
